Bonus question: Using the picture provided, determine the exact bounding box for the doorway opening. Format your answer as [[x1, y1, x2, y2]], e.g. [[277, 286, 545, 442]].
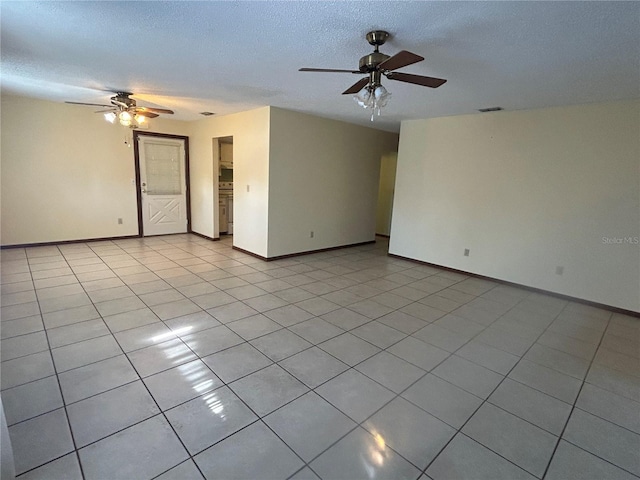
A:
[[133, 131, 191, 236], [214, 136, 234, 237]]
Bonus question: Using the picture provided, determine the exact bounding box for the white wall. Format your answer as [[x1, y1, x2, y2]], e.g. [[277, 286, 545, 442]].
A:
[[188, 107, 270, 256], [0, 95, 189, 245], [267, 107, 399, 257], [376, 152, 398, 236], [0, 96, 271, 256], [1, 97, 395, 258], [391, 100, 640, 312]]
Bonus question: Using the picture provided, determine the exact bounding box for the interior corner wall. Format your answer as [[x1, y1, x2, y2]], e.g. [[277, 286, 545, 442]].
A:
[[376, 152, 398, 236], [267, 107, 399, 258], [0, 95, 189, 246], [188, 107, 270, 256], [390, 100, 640, 312]]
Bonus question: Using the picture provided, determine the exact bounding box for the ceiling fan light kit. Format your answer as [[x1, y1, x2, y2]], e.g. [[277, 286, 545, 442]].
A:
[[354, 84, 391, 121], [103, 110, 147, 127], [299, 30, 446, 121], [66, 92, 174, 129]]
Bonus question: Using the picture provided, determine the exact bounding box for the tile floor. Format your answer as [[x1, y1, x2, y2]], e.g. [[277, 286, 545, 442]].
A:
[[1, 234, 639, 480]]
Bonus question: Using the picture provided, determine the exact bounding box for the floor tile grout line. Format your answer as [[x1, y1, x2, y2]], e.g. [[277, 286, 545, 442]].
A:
[[481, 396, 567, 439], [24, 244, 88, 480], [71, 237, 220, 480], [468, 300, 618, 479], [4, 249, 521, 408], [458, 319, 590, 370], [147, 458, 198, 480], [539, 309, 615, 480], [132, 286, 320, 476], [13, 451, 81, 479], [5, 236, 634, 480], [248, 304, 474, 473], [416, 285, 571, 479], [59, 248, 162, 480], [4, 272, 598, 396], [171, 323, 363, 414], [0, 372, 60, 394], [8, 318, 557, 454], [109, 361, 210, 479], [140, 252, 456, 474], [396, 288, 527, 402], [6, 244, 370, 372], [571, 404, 640, 437], [0, 323, 46, 342], [258, 278, 521, 476], [0, 345, 52, 363], [9, 377, 146, 425], [93, 244, 323, 478], [517, 341, 601, 376], [557, 436, 640, 478], [458, 432, 543, 478]]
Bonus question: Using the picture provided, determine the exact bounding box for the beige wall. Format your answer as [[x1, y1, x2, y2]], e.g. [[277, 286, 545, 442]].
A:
[[376, 152, 398, 236], [0, 95, 189, 245], [267, 107, 399, 257], [390, 100, 640, 312], [188, 107, 270, 256], [1, 97, 395, 258], [0, 96, 271, 255]]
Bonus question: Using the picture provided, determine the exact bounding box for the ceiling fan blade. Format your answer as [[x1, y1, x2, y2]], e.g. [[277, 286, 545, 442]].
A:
[[300, 68, 361, 74], [134, 111, 159, 118], [386, 72, 447, 88], [377, 50, 424, 72], [136, 107, 174, 115], [94, 109, 117, 113], [342, 77, 369, 95], [65, 101, 112, 107]]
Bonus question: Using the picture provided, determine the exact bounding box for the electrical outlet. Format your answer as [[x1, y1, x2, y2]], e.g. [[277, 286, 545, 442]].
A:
[[556, 266, 564, 275], [118, 218, 123, 225], [464, 248, 470, 257], [246, 185, 250, 192], [310, 231, 314, 238]]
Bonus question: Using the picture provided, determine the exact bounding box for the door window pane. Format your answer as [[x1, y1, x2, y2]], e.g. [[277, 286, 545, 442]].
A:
[[144, 143, 182, 195]]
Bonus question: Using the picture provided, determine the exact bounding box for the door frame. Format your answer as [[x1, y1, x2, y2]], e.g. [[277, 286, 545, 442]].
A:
[[133, 131, 191, 237]]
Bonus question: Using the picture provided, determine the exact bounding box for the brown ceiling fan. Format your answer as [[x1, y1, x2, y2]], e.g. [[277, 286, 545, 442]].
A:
[[66, 92, 174, 127], [299, 30, 447, 96]]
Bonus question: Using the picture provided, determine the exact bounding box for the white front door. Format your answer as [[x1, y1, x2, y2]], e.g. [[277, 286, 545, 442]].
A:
[[138, 136, 188, 236]]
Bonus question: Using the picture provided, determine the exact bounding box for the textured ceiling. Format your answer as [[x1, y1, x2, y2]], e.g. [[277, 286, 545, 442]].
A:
[[2, 1, 639, 132]]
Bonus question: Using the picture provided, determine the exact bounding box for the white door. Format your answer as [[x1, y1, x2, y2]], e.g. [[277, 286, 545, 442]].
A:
[[138, 136, 188, 236]]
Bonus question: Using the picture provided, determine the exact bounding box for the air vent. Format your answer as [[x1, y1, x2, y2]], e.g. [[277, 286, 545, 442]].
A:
[[478, 107, 503, 113], [200, 112, 215, 116]]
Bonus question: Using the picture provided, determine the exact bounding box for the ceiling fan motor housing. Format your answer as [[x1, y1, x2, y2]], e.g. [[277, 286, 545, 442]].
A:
[[359, 30, 391, 73], [112, 92, 136, 109], [359, 52, 390, 73]]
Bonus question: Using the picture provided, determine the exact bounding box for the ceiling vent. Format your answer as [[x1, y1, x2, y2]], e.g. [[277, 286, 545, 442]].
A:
[[478, 107, 503, 113], [200, 112, 215, 116]]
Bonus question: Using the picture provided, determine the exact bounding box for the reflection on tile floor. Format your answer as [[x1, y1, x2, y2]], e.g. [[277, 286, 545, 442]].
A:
[[1, 234, 639, 480]]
